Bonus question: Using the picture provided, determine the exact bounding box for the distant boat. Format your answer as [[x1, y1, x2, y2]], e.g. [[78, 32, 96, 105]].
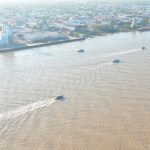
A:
[[141, 46, 146, 50], [112, 59, 120, 64], [55, 95, 64, 100], [78, 49, 85, 53]]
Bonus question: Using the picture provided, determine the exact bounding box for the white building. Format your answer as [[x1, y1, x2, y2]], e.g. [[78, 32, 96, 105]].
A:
[[0, 34, 9, 46], [0, 24, 13, 47]]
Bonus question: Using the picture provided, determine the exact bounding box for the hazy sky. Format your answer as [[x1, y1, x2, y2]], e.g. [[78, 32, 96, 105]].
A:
[[0, 0, 76, 4], [0, 0, 92, 5], [0, 0, 144, 4]]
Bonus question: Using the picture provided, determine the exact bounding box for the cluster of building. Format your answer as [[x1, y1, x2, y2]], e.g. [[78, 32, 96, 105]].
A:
[[0, 1, 150, 48]]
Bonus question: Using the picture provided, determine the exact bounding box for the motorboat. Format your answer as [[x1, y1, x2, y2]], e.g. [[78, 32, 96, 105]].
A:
[[55, 95, 64, 100], [112, 59, 120, 64], [78, 49, 85, 53], [141, 46, 146, 50]]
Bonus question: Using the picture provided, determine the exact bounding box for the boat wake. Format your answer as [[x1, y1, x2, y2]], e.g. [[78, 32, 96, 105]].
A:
[[105, 48, 142, 58], [0, 98, 56, 121]]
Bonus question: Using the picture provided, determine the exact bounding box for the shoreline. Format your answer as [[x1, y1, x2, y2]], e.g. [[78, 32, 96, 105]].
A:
[[0, 30, 149, 54], [0, 37, 86, 53]]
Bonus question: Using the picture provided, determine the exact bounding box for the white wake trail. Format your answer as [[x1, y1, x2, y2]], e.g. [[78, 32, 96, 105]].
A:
[[0, 98, 56, 121], [105, 48, 143, 57]]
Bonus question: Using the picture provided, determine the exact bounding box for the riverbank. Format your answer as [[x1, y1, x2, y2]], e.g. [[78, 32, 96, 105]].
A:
[[0, 37, 85, 53]]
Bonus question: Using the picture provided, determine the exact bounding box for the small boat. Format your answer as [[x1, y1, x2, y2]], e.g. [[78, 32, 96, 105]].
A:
[[141, 46, 146, 50], [78, 49, 85, 53], [55, 95, 64, 100], [112, 59, 120, 64]]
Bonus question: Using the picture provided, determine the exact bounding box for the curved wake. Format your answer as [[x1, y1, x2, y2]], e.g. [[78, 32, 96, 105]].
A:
[[0, 98, 56, 121]]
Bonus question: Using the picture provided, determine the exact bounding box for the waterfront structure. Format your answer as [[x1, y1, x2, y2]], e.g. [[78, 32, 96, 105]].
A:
[[0, 24, 13, 47]]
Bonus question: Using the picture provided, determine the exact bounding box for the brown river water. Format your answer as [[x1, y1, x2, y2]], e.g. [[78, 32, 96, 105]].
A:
[[0, 32, 150, 150]]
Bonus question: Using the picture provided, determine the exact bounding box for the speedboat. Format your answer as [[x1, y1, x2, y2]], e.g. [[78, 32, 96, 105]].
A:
[[141, 46, 146, 50], [78, 49, 85, 53], [112, 59, 120, 64], [55, 95, 64, 100]]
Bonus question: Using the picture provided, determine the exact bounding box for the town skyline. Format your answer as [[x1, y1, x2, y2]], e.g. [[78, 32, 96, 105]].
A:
[[0, 0, 149, 49]]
